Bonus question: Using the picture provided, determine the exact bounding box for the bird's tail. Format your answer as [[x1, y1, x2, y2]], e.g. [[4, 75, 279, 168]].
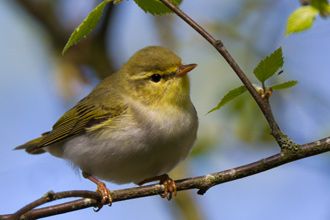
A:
[[14, 137, 46, 154]]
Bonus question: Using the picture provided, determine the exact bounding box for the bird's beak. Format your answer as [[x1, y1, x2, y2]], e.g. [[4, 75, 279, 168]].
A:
[[177, 64, 197, 76]]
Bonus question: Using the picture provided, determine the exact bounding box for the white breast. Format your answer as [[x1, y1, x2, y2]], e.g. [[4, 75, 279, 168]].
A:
[[56, 100, 198, 185]]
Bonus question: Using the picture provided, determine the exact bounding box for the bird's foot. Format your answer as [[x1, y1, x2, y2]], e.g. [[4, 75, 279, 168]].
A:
[[94, 181, 112, 211], [139, 174, 177, 200], [159, 175, 177, 200], [82, 172, 112, 211]]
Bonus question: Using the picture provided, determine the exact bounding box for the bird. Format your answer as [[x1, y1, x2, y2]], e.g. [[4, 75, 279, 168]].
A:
[[15, 46, 198, 210]]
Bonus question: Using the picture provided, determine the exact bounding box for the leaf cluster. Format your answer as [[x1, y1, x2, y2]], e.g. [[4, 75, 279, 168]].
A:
[[207, 48, 298, 114]]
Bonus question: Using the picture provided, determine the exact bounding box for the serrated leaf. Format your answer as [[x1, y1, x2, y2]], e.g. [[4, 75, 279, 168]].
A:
[[270, 80, 298, 90], [62, 0, 110, 54], [254, 47, 284, 84], [134, 0, 182, 15], [285, 6, 318, 35], [207, 86, 247, 115]]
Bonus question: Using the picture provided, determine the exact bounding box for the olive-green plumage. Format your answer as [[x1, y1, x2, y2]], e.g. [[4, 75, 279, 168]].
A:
[[15, 46, 198, 187]]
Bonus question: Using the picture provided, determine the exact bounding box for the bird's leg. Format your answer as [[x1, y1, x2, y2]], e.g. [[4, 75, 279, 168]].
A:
[[82, 172, 112, 211], [138, 174, 177, 200]]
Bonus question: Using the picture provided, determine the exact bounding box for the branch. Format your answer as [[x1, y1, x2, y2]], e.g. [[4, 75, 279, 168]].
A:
[[3, 137, 330, 219], [158, 0, 286, 142], [4, 191, 102, 220]]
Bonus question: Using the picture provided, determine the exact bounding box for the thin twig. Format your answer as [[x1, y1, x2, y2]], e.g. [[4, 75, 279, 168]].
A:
[[3, 136, 330, 219], [158, 0, 284, 141], [6, 191, 102, 220]]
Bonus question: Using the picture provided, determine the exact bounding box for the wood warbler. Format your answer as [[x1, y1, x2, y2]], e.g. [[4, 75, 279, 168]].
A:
[[15, 46, 198, 209]]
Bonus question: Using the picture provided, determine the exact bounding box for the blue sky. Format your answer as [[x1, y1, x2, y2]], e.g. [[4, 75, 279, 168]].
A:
[[2, 1, 330, 220]]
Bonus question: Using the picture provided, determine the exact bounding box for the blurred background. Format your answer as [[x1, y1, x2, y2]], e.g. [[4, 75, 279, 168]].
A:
[[1, 0, 330, 219]]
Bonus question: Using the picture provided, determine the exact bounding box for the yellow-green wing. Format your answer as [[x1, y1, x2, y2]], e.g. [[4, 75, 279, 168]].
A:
[[37, 100, 128, 148]]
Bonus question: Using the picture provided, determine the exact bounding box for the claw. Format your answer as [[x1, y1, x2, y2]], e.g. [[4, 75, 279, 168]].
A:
[[160, 176, 177, 200], [139, 174, 177, 200], [82, 172, 112, 211], [93, 181, 112, 212]]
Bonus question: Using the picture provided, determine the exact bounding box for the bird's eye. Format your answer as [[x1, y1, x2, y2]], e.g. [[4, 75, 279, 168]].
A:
[[150, 74, 162, 83]]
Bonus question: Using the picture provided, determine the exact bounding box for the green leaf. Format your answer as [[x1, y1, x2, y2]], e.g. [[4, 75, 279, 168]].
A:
[[62, 0, 110, 54], [253, 47, 284, 85], [285, 6, 318, 35], [133, 0, 182, 15], [312, 0, 330, 17], [207, 86, 247, 114], [310, 0, 329, 11], [270, 80, 298, 90]]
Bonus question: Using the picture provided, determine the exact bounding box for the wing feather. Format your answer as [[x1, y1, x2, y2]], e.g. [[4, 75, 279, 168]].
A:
[[37, 101, 128, 147]]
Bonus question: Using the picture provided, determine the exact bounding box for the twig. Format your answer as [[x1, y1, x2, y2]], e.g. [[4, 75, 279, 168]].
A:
[[3, 136, 330, 219], [5, 191, 102, 220], [158, 0, 284, 141]]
